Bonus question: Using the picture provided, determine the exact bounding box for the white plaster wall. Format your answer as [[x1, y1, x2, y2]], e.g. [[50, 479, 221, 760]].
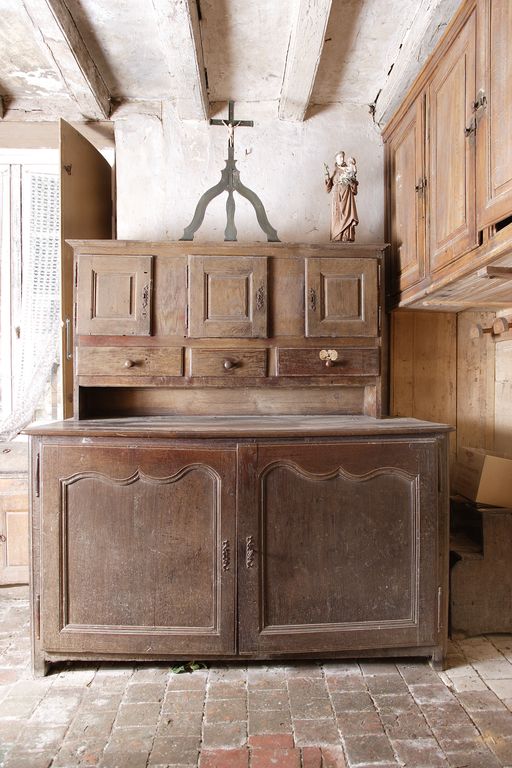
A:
[[115, 102, 384, 244]]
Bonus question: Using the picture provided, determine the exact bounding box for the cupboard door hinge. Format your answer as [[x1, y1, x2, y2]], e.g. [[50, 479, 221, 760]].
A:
[[378, 305, 382, 334], [377, 261, 382, 290], [221, 540, 230, 571], [437, 586, 443, 633], [35, 453, 40, 498], [35, 594, 41, 640]]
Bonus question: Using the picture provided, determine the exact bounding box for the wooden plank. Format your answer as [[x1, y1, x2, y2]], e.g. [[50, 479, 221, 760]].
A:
[[19, 0, 111, 119], [494, 339, 512, 458], [60, 119, 112, 418], [151, 0, 208, 121], [278, 0, 333, 122], [456, 310, 496, 455], [24, 415, 453, 439], [391, 309, 457, 461]]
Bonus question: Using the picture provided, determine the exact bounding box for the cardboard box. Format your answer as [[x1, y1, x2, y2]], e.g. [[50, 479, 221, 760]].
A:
[[452, 448, 512, 508]]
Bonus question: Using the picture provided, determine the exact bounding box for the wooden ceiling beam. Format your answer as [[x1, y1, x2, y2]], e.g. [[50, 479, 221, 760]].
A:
[[20, 0, 111, 119], [279, 0, 333, 122], [152, 0, 209, 121]]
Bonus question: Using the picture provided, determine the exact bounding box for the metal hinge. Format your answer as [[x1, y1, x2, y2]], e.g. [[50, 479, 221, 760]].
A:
[[378, 305, 382, 334], [35, 453, 40, 498], [35, 595, 41, 640], [437, 586, 443, 632]]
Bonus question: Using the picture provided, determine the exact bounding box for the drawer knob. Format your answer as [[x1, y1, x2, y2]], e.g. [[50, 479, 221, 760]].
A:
[[319, 349, 338, 367], [124, 359, 134, 368], [223, 358, 236, 370]]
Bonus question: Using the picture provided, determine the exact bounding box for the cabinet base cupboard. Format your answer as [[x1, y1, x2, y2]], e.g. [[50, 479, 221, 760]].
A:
[[27, 416, 451, 676]]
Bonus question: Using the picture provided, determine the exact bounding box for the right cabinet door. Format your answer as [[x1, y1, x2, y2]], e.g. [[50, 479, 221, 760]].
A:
[[237, 440, 440, 656], [428, 8, 477, 273], [305, 257, 378, 337], [476, 0, 512, 230]]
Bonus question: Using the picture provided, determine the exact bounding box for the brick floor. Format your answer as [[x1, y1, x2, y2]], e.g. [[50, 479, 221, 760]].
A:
[[3, 594, 512, 766]]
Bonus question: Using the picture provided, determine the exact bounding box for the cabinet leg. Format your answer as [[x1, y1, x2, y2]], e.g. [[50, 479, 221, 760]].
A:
[[430, 647, 445, 672], [32, 649, 50, 678]]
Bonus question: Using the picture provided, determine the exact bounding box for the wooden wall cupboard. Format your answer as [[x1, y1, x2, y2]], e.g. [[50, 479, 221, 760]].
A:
[[27, 416, 451, 675], [71, 241, 386, 419], [384, 0, 512, 311]]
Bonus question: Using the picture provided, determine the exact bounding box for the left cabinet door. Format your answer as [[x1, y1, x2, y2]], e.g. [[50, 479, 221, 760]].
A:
[[76, 254, 153, 336], [39, 442, 236, 657]]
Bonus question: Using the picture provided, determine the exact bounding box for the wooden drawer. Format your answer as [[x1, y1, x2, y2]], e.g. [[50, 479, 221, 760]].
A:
[[190, 349, 267, 377], [77, 347, 183, 377], [277, 347, 380, 376]]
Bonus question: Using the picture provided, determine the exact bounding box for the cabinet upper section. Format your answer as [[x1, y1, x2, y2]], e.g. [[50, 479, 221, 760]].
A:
[[72, 242, 385, 341], [70, 241, 386, 419], [383, 0, 512, 310]]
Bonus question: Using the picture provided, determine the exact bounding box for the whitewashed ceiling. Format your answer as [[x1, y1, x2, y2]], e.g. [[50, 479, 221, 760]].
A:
[[0, 0, 461, 125]]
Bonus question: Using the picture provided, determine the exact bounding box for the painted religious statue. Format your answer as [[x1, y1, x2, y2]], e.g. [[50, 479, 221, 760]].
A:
[[324, 151, 359, 242]]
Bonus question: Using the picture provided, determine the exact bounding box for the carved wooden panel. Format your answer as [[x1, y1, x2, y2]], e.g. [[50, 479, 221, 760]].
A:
[[40, 444, 236, 655], [238, 441, 439, 654], [476, 0, 512, 229], [188, 256, 267, 338], [77, 254, 153, 336], [386, 96, 427, 293], [428, 9, 477, 273], [305, 258, 378, 337]]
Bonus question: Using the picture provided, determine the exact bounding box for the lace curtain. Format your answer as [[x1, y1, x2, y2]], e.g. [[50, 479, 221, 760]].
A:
[[0, 171, 60, 441]]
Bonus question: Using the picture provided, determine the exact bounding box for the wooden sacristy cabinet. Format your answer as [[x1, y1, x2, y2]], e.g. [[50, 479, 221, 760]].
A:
[[27, 416, 451, 675], [384, 0, 512, 311], [26, 239, 453, 675]]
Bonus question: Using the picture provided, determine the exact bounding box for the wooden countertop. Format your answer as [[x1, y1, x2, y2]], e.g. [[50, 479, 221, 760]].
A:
[[25, 415, 453, 439]]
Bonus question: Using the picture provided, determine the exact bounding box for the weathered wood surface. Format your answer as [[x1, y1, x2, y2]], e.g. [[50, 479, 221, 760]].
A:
[[391, 309, 457, 461], [19, 0, 111, 119], [279, 0, 333, 122], [0, 477, 29, 585], [456, 310, 496, 455], [77, 347, 184, 377], [476, 0, 512, 230], [25, 415, 452, 439], [60, 120, 112, 417], [451, 507, 512, 636], [151, 0, 208, 121], [30, 428, 450, 672], [72, 243, 386, 418]]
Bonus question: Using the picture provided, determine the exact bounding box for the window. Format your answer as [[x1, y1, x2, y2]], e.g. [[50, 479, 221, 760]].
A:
[[0, 151, 61, 440]]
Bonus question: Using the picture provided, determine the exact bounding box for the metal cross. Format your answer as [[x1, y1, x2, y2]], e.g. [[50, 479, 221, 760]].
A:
[[180, 100, 279, 242], [209, 100, 253, 160]]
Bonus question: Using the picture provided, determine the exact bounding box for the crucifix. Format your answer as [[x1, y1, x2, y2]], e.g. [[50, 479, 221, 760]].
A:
[[209, 99, 253, 154], [180, 100, 280, 242]]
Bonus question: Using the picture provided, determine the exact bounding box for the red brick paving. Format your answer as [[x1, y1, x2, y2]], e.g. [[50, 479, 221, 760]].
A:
[[2, 595, 512, 767]]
